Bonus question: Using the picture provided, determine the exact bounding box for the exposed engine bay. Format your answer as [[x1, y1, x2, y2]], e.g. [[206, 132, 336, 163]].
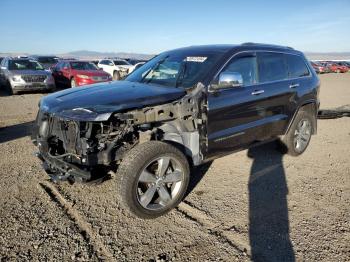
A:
[[33, 83, 207, 183]]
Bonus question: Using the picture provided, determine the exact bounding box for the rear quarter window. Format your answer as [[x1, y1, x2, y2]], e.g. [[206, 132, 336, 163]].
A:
[[285, 54, 310, 78], [258, 52, 288, 83]]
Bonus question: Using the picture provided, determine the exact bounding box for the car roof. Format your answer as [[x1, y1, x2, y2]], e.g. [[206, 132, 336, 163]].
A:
[[168, 43, 302, 56]]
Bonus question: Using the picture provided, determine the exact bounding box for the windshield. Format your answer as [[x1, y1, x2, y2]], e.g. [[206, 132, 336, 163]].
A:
[[9, 60, 44, 70], [113, 60, 131, 65], [71, 62, 98, 70], [126, 51, 224, 88], [37, 57, 58, 64]]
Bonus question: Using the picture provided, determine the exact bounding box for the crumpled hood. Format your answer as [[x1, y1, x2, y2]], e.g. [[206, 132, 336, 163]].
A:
[[40, 80, 186, 121]]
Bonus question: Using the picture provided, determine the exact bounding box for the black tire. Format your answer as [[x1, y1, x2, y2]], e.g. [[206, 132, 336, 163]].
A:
[[280, 110, 314, 156], [113, 71, 120, 80], [70, 78, 76, 88], [118, 141, 190, 219]]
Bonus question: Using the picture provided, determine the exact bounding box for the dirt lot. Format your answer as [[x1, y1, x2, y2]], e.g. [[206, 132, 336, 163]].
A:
[[0, 74, 349, 261]]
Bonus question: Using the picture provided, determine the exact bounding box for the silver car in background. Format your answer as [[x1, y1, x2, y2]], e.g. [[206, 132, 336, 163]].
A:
[[0, 57, 55, 95]]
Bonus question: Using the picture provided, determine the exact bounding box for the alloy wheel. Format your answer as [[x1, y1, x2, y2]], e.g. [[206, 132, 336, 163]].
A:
[[136, 156, 184, 211], [293, 119, 312, 153]]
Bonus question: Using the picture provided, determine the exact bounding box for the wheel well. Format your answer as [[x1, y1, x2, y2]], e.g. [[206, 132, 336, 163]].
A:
[[288, 102, 317, 135], [162, 140, 194, 167]]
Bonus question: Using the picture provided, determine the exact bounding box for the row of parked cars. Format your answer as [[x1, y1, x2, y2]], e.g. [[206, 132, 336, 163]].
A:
[[0, 54, 349, 95], [310, 61, 350, 74], [0, 55, 147, 95]]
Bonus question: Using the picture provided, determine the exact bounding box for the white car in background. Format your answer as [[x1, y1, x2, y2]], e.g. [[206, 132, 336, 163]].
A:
[[97, 59, 133, 80]]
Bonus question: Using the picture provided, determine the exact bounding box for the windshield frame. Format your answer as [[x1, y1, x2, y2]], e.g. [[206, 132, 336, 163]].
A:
[[70, 61, 99, 71], [125, 50, 226, 89], [113, 60, 131, 66], [8, 59, 45, 71]]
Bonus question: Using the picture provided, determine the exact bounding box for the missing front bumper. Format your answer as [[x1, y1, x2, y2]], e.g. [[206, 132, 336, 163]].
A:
[[35, 152, 92, 183]]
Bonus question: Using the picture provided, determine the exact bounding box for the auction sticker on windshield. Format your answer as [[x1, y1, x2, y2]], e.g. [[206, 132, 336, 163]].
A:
[[185, 56, 207, 62]]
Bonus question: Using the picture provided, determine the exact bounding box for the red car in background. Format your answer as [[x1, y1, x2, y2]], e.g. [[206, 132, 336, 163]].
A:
[[52, 60, 112, 87], [327, 62, 349, 73], [310, 61, 330, 74]]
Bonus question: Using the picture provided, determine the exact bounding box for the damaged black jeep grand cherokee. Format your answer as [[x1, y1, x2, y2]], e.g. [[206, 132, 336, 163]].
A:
[[33, 43, 320, 218]]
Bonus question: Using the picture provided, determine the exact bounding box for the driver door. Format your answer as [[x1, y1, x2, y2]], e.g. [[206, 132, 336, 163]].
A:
[[207, 52, 267, 157]]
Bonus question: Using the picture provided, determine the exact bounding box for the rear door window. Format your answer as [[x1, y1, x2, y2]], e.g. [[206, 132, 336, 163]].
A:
[[257, 52, 288, 83], [285, 54, 310, 78]]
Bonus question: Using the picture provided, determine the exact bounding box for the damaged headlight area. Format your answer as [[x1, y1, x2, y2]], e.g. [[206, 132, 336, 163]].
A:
[[33, 111, 139, 183]]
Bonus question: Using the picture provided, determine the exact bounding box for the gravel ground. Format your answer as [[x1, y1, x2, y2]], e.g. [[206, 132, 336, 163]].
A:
[[0, 74, 349, 261]]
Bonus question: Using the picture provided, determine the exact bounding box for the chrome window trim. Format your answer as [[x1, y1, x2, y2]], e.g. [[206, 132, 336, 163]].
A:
[[209, 49, 312, 92]]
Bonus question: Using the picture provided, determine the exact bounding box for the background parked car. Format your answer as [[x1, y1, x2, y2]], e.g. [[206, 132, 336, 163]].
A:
[[336, 61, 350, 71], [51, 60, 112, 88], [310, 61, 330, 74], [125, 58, 147, 72], [97, 58, 133, 80], [328, 62, 349, 73], [30, 55, 59, 70], [0, 57, 55, 95]]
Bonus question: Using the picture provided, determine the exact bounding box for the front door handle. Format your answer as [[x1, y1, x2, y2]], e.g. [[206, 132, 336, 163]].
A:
[[289, 83, 300, 89], [251, 90, 264, 95]]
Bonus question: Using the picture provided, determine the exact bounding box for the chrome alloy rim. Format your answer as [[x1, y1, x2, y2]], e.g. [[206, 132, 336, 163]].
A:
[[136, 156, 184, 210], [294, 119, 311, 153]]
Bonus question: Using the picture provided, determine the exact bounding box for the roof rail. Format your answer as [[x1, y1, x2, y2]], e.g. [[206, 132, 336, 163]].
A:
[[241, 42, 294, 50]]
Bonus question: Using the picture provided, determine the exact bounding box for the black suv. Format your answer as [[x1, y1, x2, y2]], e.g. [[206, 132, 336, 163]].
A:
[[33, 43, 320, 218]]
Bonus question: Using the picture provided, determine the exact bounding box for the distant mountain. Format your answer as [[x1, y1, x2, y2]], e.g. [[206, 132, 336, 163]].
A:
[[60, 50, 155, 60]]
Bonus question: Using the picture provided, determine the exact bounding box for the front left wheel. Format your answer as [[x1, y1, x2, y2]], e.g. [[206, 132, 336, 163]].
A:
[[118, 141, 190, 219]]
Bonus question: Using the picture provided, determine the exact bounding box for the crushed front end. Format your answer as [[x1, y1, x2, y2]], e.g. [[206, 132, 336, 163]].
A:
[[32, 111, 138, 183], [32, 82, 207, 183]]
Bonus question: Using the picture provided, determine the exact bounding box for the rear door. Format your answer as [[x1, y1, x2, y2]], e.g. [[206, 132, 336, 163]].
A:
[[254, 52, 296, 137], [284, 53, 314, 122]]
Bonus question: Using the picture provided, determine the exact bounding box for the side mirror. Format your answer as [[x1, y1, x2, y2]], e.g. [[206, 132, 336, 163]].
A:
[[217, 72, 243, 89]]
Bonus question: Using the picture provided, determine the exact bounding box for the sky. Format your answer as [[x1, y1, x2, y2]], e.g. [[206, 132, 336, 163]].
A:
[[0, 0, 349, 54]]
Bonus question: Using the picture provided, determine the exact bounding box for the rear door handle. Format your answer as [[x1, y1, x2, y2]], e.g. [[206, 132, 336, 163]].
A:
[[251, 90, 264, 95], [289, 83, 300, 89]]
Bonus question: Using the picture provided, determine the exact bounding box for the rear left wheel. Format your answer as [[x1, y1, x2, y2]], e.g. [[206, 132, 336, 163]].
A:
[[280, 110, 313, 156], [118, 141, 190, 219]]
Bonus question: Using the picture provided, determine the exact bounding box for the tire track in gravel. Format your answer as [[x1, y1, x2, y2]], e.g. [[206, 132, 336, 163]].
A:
[[39, 181, 115, 260], [177, 200, 251, 258]]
